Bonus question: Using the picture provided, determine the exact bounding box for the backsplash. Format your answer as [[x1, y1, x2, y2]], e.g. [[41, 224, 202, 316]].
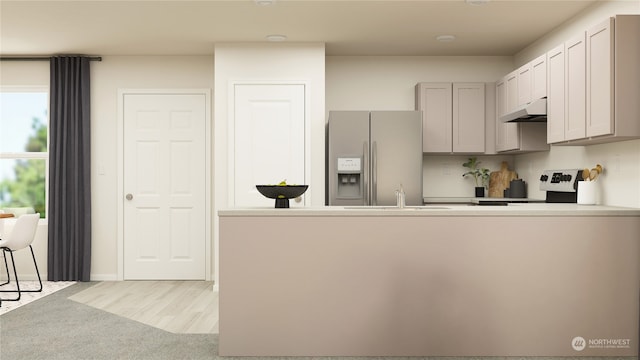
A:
[[422, 138, 640, 208], [515, 139, 640, 208], [422, 154, 516, 198]]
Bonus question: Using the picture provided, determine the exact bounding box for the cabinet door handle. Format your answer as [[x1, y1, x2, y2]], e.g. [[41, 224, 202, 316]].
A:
[[126, 194, 133, 201]]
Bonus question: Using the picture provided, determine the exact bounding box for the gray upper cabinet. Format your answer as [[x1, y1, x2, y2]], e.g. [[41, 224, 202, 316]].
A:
[[546, 15, 640, 145], [546, 44, 565, 144], [531, 54, 547, 101], [495, 76, 520, 152], [514, 54, 547, 109], [416, 82, 452, 153], [494, 72, 548, 154], [586, 17, 614, 138], [416, 82, 485, 154], [565, 32, 587, 141]]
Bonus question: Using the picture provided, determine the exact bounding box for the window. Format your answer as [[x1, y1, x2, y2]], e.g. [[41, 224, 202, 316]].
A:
[[0, 88, 48, 218]]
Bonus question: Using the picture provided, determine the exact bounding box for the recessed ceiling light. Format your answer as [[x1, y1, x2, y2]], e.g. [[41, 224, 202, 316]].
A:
[[255, 0, 275, 6], [465, 0, 489, 5], [266, 34, 287, 42], [436, 35, 456, 42]]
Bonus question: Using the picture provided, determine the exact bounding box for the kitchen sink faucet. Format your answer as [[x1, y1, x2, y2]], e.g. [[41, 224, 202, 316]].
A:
[[395, 184, 406, 208]]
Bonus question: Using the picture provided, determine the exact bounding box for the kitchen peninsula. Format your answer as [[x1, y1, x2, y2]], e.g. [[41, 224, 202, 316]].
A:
[[218, 205, 640, 357]]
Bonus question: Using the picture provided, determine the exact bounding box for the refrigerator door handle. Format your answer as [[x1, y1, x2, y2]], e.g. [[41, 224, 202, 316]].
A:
[[372, 141, 377, 205], [363, 141, 369, 206]]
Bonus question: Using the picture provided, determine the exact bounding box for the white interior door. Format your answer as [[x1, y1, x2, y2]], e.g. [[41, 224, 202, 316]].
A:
[[123, 93, 206, 279], [233, 84, 306, 207]]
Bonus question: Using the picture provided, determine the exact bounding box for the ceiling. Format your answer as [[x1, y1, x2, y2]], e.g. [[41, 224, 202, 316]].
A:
[[0, 0, 601, 57]]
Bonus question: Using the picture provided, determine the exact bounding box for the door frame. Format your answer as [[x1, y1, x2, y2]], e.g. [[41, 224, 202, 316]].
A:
[[117, 89, 212, 281], [227, 80, 311, 207]]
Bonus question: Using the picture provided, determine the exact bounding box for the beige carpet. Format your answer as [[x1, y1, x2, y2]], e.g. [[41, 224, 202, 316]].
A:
[[0, 281, 76, 315]]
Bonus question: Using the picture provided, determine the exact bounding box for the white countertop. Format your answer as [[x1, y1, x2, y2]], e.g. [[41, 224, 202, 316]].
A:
[[424, 197, 545, 204], [218, 203, 640, 217]]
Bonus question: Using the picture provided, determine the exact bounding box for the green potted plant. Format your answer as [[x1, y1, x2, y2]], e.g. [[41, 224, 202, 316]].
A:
[[462, 157, 490, 197]]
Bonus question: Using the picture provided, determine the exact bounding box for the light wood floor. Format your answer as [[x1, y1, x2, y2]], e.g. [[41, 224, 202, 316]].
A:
[[68, 281, 218, 334]]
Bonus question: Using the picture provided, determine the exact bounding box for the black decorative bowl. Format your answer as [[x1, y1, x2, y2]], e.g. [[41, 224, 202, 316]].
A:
[[256, 185, 309, 208]]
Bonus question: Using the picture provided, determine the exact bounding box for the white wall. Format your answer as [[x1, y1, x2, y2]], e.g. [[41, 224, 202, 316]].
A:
[[515, 0, 640, 66], [213, 43, 326, 287], [1, 56, 216, 281], [516, 141, 640, 207], [214, 43, 326, 208], [327, 56, 514, 111], [326, 56, 517, 197], [92, 56, 215, 280], [512, 0, 640, 207]]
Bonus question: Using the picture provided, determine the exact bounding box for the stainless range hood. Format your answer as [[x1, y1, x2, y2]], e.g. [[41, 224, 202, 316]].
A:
[[500, 97, 547, 123]]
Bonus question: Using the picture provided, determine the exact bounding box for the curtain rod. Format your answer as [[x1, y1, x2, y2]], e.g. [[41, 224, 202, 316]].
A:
[[0, 56, 102, 62]]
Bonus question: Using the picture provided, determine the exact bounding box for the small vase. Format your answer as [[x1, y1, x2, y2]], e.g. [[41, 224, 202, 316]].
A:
[[475, 187, 485, 198]]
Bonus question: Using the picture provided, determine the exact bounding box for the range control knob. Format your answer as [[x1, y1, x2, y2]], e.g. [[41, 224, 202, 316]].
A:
[[540, 174, 548, 182]]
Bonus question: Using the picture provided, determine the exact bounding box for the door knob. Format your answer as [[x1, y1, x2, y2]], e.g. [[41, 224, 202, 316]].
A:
[[126, 194, 133, 201]]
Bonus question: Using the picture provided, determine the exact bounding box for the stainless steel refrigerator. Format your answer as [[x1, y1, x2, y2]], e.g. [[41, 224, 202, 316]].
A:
[[326, 111, 423, 206]]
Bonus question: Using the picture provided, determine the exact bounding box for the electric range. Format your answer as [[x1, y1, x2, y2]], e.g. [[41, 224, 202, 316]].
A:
[[539, 168, 583, 203]]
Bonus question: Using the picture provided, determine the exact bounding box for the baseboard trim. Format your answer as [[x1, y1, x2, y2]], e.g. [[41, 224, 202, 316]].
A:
[[90, 274, 118, 281]]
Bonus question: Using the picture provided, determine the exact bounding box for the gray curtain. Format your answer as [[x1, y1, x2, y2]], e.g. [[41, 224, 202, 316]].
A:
[[47, 56, 92, 281]]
